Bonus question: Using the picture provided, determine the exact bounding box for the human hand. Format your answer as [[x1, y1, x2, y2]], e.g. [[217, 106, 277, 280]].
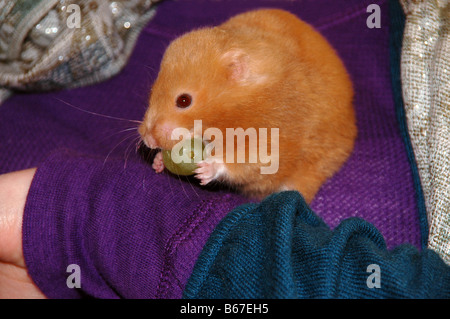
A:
[[0, 168, 46, 299]]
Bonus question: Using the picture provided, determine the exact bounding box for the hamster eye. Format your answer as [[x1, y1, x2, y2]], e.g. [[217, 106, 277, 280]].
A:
[[176, 94, 192, 108]]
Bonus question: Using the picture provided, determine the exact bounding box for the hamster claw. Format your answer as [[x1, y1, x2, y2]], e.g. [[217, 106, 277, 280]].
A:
[[194, 160, 217, 185], [152, 152, 165, 173]]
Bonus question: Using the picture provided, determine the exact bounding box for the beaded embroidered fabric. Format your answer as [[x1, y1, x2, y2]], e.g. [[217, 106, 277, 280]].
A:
[[0, 0, 160, 104], [400, 0, 450, 264]]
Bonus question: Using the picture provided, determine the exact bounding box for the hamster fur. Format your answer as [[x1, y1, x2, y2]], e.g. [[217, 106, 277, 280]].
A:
[[139, 9, 357, 203]]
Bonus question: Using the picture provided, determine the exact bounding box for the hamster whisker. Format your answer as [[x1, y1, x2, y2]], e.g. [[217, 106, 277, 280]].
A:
[[184, 174, 200, 199], [97, 126, 139, 146], [103, 132, 140, 166], [135, 138, 144, 154], [167, 169, 175, 199], [123, 135, 142, 169], [175, 170, 190, 199], [55, 98, 143, 124]]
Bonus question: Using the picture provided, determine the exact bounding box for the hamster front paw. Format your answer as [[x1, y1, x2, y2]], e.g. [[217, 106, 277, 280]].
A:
[[194, 160, 225, 186], [152, 151, 165, 173]]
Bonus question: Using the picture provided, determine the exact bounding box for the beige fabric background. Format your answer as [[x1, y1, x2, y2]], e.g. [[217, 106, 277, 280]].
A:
[[0, 0, 160, 104], [400, 0, 450, 263]]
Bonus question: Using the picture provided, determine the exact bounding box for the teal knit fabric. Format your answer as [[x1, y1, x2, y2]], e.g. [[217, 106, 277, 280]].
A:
[[183, 192, 450, 298], [388, 0, 428, 249]]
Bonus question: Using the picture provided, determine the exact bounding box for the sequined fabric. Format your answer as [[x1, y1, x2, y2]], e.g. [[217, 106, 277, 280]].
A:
[[0, 0, 160, 104], [401, 0, 450, 263]]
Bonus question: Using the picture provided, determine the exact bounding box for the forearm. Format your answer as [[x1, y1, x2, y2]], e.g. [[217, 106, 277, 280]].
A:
[[18, 151, 249, 298]]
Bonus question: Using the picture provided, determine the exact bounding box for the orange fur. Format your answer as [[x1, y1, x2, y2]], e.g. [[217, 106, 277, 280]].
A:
[[139, 9, 357, 203]]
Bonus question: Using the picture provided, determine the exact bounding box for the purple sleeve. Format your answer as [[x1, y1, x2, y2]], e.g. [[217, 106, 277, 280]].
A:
[[22, 150, 249, 298]]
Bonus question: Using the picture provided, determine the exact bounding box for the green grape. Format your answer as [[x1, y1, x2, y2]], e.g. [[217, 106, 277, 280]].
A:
[[162, 138, 204, 176]]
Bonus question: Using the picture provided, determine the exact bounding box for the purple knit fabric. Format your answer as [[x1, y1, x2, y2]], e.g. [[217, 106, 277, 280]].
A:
[[0, 0, 421, 298]]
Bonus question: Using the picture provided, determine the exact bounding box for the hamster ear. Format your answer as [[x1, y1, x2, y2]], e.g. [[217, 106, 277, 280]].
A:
[[221, 49, 251, 83]]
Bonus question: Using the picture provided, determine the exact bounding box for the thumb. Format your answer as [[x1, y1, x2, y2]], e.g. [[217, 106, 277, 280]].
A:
[[0, 168, 36, 267]]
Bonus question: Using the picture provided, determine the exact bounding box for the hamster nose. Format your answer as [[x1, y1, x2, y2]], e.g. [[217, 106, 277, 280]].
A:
[[139, 124, 159, 149], [143, 133, 158, 149]]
